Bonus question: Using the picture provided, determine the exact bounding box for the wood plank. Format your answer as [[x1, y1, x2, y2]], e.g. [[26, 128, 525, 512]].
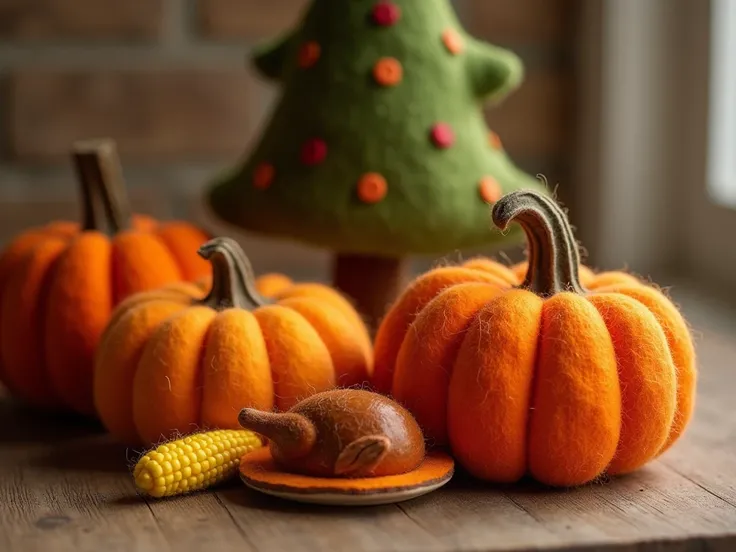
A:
[[0, 436, 169, 551], [659, 305, 736, 509], [394, 466, 736, 551], [397, 479, 563, 550], [0, 406, 259, 551], [144, 492, 257, 552], [215, 486, 444, 551]]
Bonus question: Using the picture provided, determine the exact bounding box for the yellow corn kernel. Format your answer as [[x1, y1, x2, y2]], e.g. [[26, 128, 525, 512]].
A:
[[133, 430, 263, 498]]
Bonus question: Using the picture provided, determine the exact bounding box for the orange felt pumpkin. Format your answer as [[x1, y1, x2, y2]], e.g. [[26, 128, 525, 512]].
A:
[[374, 190, 696, 487], [0, 140, 210, 415], [94, 237, 373, 445]]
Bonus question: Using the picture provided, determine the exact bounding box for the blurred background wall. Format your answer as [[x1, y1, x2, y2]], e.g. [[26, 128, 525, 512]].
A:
[[0, 0, 579, 278]]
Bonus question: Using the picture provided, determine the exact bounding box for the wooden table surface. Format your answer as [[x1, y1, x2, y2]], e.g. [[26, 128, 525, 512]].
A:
[[2, 288, 735, 552]]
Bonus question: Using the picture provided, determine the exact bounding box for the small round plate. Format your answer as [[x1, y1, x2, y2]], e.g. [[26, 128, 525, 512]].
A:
[[239, 448, 454, 506]]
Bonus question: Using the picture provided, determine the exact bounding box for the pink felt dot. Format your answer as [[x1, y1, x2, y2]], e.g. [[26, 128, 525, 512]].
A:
[[430, 123, 455, 149], [300, 138, 328, 166], [372, 2, 401, 26]]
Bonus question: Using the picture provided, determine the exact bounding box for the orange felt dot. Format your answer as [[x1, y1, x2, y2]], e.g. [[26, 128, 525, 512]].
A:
[[298, 41, 321, 69], [442, 29, 464, 55], [373, 58, 403, 87], [357, 173, 388, 204], [479, 177, 502, 203], [488, 131, 503, 150], [253, 163, 275, 190]]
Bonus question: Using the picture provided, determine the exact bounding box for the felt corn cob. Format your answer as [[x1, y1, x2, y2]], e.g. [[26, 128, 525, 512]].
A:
[[133, 429, 263, 498]]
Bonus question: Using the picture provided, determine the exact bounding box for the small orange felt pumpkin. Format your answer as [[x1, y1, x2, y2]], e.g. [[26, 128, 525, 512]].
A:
[[94, 237, 373, 445], [0, 140, 210, 415], [374, 190, 696, 487]]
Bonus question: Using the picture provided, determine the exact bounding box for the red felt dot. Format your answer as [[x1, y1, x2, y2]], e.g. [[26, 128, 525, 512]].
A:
[[300, 138, 328, 166], [253, 163, 275, 190], [298, 41, 321, 69], [372, 2, 401, 26], [430, 123, 455, 149]]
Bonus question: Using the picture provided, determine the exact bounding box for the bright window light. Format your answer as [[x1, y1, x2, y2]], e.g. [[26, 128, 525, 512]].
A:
[[708, 0, 736, 207]]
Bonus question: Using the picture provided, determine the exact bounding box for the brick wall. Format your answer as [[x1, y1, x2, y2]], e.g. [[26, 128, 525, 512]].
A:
[[0, 0, 578, 277]]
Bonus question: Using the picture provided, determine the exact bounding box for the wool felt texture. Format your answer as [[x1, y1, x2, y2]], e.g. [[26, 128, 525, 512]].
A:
[[524, 293, 621, 487], [448, 289, 543, 483], [208, 0, 544, 256], [239, 448, 454, 495], [393, 282, 504, 443], [374, 190, 697, 486], [94, 239, 372, 445], [372, 265, 510, 394], [253, 273, 295, 297], [239, 389, 425, 478], [0, 217, 210, 416]]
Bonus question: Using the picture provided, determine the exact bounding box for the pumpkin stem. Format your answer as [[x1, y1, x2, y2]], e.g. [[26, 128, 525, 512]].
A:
[[72, 139, 132, 234], [492, 190, 585, 296], [197, 237, 270, 310], [238, 408, 316, 459]]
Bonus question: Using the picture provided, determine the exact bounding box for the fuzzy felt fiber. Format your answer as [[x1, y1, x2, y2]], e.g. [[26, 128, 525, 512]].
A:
[[94, 276, 372, 445], [393, 282, 503, 443], [372, 265, 510, 394], [208, 0, 544, 256], [376, 259, 697, 486], [0, 218, 209, 415]]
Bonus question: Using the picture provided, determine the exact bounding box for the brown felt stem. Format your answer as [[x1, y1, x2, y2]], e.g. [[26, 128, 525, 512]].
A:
[[72, 139, 132, 234], [492, 190, 585, 296], [198, 237, 271, 310], [238, 409, 316, 459], [332, 254, 409, 330]]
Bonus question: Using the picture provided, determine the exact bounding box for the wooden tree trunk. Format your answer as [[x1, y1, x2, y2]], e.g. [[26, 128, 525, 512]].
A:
[[332, 253, 409, 330]]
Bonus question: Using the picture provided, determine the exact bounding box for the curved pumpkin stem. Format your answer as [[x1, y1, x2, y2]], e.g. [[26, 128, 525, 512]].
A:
[[492, 190, 585, 296], [72, 139, 132, 234], [238, 408, 316, 459], [198, 237, 271, 310]]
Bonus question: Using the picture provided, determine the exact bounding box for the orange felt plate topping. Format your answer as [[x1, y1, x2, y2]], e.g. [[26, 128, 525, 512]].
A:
[[239, 448, 454, 495]]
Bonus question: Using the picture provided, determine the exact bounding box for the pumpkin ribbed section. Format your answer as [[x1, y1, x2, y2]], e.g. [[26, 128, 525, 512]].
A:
[[375, 190, 696, 487], [94, 238, 372, 445]]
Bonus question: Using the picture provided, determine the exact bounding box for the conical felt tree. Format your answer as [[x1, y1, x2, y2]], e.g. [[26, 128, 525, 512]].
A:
[[208, 0, 545, 323]]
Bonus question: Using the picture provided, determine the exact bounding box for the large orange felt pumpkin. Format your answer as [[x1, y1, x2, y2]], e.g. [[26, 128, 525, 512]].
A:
[[94, 237, 373, 445], [374, 190, 696, 487], [0, 140, 210, 415]]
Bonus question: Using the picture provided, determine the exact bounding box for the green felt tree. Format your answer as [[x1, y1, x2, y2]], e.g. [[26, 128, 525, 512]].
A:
[[208, 0, 545, 323]]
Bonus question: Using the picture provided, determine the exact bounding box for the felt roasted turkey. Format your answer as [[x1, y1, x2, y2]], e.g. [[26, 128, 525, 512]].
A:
[[237, 389, 456, 505], [94, 237, 372, 445], [238, 389, 426, 478], [374, 189, 696, 487], [0, 140, 210, 415]]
